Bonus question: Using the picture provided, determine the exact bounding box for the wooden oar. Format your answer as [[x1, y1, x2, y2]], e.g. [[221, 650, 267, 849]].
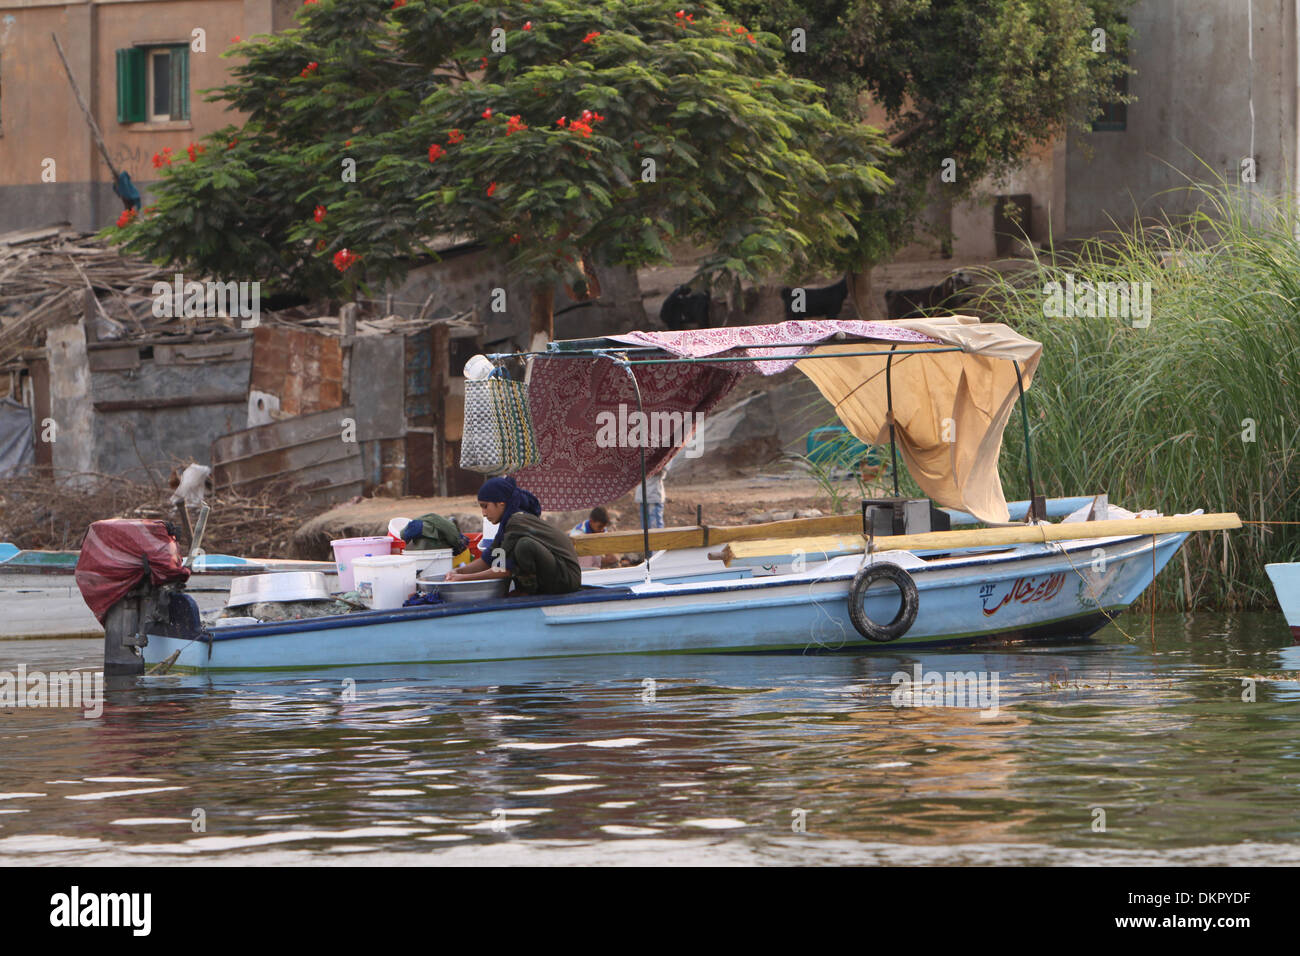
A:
[[719, 512, 1242, 565]]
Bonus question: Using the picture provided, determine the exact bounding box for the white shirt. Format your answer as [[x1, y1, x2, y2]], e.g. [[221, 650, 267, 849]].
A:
[[633, 473, 665, 505]]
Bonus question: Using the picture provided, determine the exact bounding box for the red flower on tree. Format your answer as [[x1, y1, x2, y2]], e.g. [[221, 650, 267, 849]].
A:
[[428, 143, 446, 162], [333, 249, 359, 272], [116, 208, 136, 229], [448, 128, 464, 144], [505, 114, 528, 136], [301, 61, 318, 77], [392, 0, 406, 7], [316, 239, 326, 252], [482, 107, 493, 119], [486, 182, 498, 197], [582, 31, 601, 43], [523, 21, 532, 31], [314, 205, 327, 223], [556, 116, 568, 127]]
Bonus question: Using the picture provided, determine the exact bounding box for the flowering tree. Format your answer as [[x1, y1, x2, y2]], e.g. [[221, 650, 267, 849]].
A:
[[111, 0, 893, 341]]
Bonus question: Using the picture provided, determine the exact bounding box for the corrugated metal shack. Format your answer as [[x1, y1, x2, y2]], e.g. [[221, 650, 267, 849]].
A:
[[0, 226, 484, 503], [212, 314, 484, 506]]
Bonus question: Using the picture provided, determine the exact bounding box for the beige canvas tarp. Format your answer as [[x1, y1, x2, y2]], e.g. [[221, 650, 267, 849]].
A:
[[795, 315, 1042, 524]]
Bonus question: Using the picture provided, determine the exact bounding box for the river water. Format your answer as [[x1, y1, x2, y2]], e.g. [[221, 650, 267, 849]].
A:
[[1, 612, 1297, 865]]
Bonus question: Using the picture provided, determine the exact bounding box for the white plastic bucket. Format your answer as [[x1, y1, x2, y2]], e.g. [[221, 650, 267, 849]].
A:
[[352, 554, 419, 610], [406, 548, 454, 580], [331, 536, 392, 591]]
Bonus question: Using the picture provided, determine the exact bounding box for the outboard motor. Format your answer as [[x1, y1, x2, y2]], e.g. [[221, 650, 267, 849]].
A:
[[75, 520, 191, 677]]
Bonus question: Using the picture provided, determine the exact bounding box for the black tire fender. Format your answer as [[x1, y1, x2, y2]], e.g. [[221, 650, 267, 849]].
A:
[[848, 562, 919, 643]]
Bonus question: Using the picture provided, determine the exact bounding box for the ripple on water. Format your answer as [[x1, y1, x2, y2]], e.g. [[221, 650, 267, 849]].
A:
[[2, 614, 1298, 862]]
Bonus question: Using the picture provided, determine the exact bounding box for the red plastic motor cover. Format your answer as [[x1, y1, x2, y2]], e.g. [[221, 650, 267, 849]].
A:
[[75, 519, 191, 622]]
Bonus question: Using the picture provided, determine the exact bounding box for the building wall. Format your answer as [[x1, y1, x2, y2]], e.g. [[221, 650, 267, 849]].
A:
[[1066, 0, 1298, 236], [0, 0, 267, 233], [89, 344, 251, 481]]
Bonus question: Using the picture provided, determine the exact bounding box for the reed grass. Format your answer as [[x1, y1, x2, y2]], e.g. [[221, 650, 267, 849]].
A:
[[975, 181, 1300, 610]]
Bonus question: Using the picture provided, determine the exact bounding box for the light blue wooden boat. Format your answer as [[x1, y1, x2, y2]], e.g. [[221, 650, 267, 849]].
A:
[[138, 517, 1188, 671]]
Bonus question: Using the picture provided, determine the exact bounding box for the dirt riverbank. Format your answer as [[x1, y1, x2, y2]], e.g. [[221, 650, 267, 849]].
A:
[[291, 471, 879, 559]]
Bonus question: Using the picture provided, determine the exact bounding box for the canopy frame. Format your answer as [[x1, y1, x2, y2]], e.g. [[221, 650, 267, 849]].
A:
[[485, 333, 1041, 572]]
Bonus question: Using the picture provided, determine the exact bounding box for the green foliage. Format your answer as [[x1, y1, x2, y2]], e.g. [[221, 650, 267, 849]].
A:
[[972, 180, 1300, 610], [105, 0, 893, 299], [722, 0, 1135, 262]]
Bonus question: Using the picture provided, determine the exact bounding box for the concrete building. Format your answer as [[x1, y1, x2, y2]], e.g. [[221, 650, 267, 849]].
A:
[[872, 0, 1300, 286], [0, 0, 303, 234], [1065, 0, 1298, 235]]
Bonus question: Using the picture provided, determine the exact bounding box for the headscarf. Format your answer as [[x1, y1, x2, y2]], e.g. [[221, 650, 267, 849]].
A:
[[478, 476, 541, 560]]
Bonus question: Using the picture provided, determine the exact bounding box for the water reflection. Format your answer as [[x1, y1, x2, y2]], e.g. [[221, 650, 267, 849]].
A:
[[1, 612, 1297, 862]]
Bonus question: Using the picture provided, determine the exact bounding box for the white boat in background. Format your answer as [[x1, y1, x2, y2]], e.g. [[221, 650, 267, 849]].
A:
[[1265, 563, 1300, 643]]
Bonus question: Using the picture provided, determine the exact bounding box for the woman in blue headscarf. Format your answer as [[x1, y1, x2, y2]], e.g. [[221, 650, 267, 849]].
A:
[[445, 477, 582, 595]]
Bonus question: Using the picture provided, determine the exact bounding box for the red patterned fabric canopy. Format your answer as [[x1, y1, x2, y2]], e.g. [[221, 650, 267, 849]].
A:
[[514, 322, 940, 511]]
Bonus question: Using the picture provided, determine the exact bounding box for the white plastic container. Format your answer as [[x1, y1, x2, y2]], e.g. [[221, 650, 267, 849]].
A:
[[406, 548, 454, 579], [331, 536, 392, 591], [352, 554, 419, 610]]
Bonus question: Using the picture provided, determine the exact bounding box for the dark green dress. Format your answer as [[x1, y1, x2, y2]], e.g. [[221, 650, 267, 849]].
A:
[[498, 512, 583, 595]]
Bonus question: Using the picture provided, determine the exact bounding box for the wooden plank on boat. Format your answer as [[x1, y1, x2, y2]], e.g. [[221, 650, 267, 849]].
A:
[[721, 512, 1243, 564], [571, 514, 867, 556]]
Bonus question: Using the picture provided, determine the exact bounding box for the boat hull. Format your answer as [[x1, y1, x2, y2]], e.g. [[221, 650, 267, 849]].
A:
[[141, 532, 1188, 671]]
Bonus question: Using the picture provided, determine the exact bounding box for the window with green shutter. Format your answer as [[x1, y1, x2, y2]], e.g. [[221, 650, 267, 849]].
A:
[[169, 45, 189, 121], [115, 48, 146, 123], [115, 44, 188, 124]]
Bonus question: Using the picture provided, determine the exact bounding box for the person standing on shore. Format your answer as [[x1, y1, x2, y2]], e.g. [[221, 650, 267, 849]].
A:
[[634, 471, 665, 530]]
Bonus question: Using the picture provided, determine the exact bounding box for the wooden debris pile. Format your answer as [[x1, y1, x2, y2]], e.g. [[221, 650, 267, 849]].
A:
[[0, 472, 322, 559], [0, 224, 224, 367]]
